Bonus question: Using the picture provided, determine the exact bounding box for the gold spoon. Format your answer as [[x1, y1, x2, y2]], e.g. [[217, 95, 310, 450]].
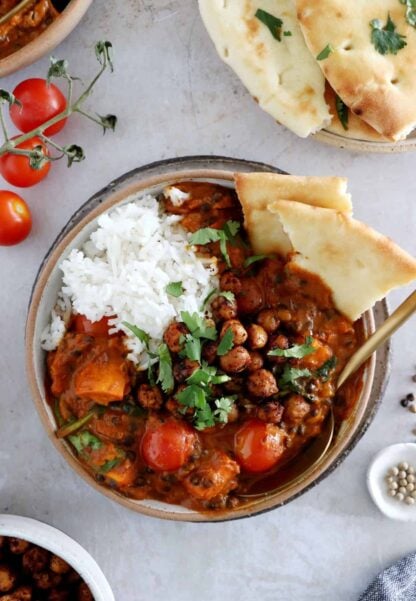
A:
[[240, 290, 416, 500]]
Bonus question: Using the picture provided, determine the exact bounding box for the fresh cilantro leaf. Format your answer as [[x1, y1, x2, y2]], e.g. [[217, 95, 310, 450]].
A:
[[194, 405, 216, 430], [180, 311, 217, 340], [166, 281, 184, 298], [219, 290, 236, 303], [278, 366, 312, 389], [316, 44, 334, 60], [214, 397, 236, 424], [187, 364, 230, 386], [189, 221, 240, 267], [255, 8, 283, 41], [316, 356, 338, 382], [156, 343, 174, 393], [335, 94, 349, 131], [180, 334, 202, 362], [400, 0, 416, 27], [370, 14, 406, 55], [69, 431, 103, 454], [268, 336, 315, 359], [100, 456, 124, 474], [176, 384, 206, 410], [244, 254, 269, 268], [122, 321, 150, 348], [216, 329, 234, 356]]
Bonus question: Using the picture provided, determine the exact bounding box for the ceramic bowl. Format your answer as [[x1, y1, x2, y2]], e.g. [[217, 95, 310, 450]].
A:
[[314, 129, 416, 154], [0, 0, 93, 78], [0, 513, 114, 600], [25, 155, 391, 522]]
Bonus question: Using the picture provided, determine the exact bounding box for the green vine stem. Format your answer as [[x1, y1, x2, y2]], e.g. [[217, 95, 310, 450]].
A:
[[0, 40, 117, 169]]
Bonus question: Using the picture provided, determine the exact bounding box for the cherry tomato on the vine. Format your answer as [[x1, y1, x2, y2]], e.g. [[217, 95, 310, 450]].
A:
[[10, 78, 67, 136], [0, 191, 32, 246], [0, 136, 51, 188], [234, 419, 286, 473], [141, 418, 198, 472]]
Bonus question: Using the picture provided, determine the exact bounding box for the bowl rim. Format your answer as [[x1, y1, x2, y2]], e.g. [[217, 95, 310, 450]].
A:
[[315, 128, 416, 154], [0, 0, 93, 78], [0, 514, 114, 600], [25, 155, 392, 522]]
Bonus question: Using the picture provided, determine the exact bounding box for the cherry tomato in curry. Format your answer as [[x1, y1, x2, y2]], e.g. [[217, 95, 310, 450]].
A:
[[141, 418, 198, 472], [234, 419, 286, 473]]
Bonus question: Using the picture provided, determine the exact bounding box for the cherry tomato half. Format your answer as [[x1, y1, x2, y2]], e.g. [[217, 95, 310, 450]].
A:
[[10, 78, 67, 136], [234, 419, 285, 473], [141, 418, 198, 472], [0, 136, 50, 188], [0, 191, 32, 246], [73, 315, 112, 337]]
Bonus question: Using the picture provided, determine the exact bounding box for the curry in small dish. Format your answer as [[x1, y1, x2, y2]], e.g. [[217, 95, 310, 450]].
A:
[[44, 181, 365, 512]]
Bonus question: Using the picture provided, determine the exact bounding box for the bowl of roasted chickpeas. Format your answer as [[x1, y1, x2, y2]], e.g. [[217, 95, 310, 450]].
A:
[[0, 514, 114, 600]]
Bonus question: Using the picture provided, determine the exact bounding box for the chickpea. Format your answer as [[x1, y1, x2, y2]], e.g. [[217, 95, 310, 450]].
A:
[[211, 295, 237, 321], [0, 565, 16, 592], [173, 359, 199, 383], [8, 538, 29, 555], [201, 340, 218, 365], [284, 394, 310, 425], [226, 404, 239, 423], [220, 319, 247, 345], [33, 571, 61, 590], [78, 582, 94, 601], [50, 555, 70, 575], [247, 351, 264, 372], [223, 376, 244, 394], [137, 384, 163, 409], [256, 309, 280, 333], [22, 546, 48, 573], [220, 346, 251, 373], [268, 333, 290, 364], [256, 401, 284, 424], [236, 278, 264, 314], [277, 308, 292, 322], [1, 585, 32, 601], [163, 321, 188, 353], [246, 324, 268, 349], [220, 272, 242, 295], [247, 369, 278, 397]]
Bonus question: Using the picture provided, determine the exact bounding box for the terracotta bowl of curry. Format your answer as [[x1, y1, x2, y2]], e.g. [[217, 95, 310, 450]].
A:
[[25, 156, 391, 522], [0, 0, 93, 77]]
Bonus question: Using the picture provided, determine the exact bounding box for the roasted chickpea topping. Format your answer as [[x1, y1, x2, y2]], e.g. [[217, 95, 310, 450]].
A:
[[256, 401, 284, 424], [163, 322, 188, 353], [220, 319, 247, 345], [137, 383, 163, 409], [220, 272, 242, 295], [246, 323, 268, 350], [247, 369, 278, 398], [211, 295, 237, 320], [220, 346, 251, 373], [256, 309, 280, 333], [247, 351, 264, 372], [173, 359, 199, 383]]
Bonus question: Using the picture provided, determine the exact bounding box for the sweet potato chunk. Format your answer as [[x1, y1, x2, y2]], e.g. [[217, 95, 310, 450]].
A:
[[74, 358, 130, 404]]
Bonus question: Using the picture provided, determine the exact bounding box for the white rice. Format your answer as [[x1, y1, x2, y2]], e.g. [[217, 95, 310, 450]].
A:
[[41, 193, 218, 366]]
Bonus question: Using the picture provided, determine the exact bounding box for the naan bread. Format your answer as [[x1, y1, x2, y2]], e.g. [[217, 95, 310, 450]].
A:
[[324, 85, 387, 142], [198, 0, 331, 137], [235, 172, 351, 255], [268, 200, 416, 320], [296, 0, 416, 141]]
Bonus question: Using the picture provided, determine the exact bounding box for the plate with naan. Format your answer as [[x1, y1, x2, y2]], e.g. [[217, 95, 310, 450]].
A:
[[199, 0, 416, 152]]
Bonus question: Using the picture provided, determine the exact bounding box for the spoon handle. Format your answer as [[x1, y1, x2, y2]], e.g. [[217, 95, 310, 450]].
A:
[[337, 290, 416, 389]]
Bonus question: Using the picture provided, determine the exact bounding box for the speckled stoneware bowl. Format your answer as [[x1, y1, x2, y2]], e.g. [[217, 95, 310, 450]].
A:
[[0, 0, 93, 78], [25, 156, 391, 522], [314, 129, 416, 154]]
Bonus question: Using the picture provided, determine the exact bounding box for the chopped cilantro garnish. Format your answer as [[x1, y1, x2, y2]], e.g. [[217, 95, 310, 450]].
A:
[[316, 357, 338, 382], [244, 254, 269, 268], [180, 311, 217, 340], [400, 0, 416, 27], [255, 8, 283, 41], [268, 336, 315, 359], [122, 321, 150, 348], [370, 14, 406, 55], [278, 366, 312, 391], [156, 343, 174, 393], [335, 94, 349, 131], [201, 289, 235, 311], [186, 363, 230, 387], [216, 329, 234, 356], [180, 334, 202, 362], [316, 44, 334, 60], [166, 281, 184, 298], [100, 456, 124, 474], [214, 397, 236, 424], [69, 431, 103, 454], [189, 220, 240, 267]]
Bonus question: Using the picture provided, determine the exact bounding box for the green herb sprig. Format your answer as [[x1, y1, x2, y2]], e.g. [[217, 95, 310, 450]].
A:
[[370, 14, 407, 55], [400, 0, 416, 27], [255, 9, 284, 41], [189, 221, 240, 267], [0, 41, 116, 170], [269, 336, 315, 359], [316, 44, 334, 60]]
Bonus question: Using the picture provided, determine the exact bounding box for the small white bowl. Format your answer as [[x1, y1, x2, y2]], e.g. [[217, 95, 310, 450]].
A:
[[0, 514, 114, 601], [367, 443, 416, 521]]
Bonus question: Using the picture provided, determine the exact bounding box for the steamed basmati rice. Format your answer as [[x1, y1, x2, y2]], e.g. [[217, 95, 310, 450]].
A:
[[41, 193, 218, 367]]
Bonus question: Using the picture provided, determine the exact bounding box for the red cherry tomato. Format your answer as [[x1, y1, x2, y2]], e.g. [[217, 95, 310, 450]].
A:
[[234, 419, 285, 473], [74, 315, 112, 337], [0, 136, 50, 187], [10, 78, 67, 136], [141, 418, 197, 472], [0, 191, 32, 246]]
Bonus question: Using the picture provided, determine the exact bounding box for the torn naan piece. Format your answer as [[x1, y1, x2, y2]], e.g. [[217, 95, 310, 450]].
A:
[[198, 0, 331, 137], [268, 200, 416, 320], [296, 0, 416, 141], [235, 172, 351, 256]]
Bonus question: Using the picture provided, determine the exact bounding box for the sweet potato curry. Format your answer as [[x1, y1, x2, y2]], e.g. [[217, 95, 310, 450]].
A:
[[0, 0, 59, 60], [46, 183, 363, 512]]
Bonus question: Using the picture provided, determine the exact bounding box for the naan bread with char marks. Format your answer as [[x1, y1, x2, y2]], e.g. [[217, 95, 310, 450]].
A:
[[296, 0, 416, 141], [267, 200, 416, 321], [235, 172, 351, 256], [198, 0, 331, 137]]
